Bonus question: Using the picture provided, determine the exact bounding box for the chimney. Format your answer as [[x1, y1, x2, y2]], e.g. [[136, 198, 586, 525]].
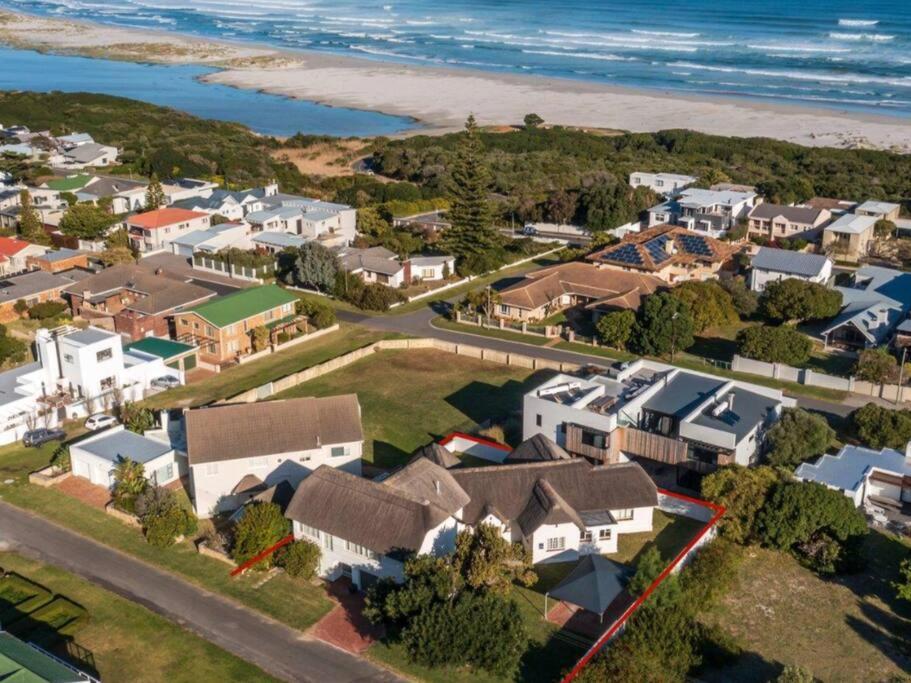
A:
[[434, 479, 441, 495], [155, 267, 163, 276], [905, 440, 911, 464], [664, 238, 675, 255]]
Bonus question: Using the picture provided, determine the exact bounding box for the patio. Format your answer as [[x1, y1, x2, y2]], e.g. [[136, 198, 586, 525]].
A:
[[310, 577, 384, 654], [55, 476, 110, 510]]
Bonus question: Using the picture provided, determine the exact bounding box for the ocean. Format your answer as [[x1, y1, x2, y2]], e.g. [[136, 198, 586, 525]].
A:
[[2, 0, 911, 118]]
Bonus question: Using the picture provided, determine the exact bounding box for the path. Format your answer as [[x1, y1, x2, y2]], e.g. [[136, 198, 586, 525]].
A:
[[0, 502, 401, 683]]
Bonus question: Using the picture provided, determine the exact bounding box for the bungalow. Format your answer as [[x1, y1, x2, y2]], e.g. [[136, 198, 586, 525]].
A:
[[185, 395, 363, 517], [746, 203, 831, 241], [60, 142, 118, 168], [822, 213, 877, 262], [69, 425, 184, 489], [855, 200, 901, 222], [169, 223, 250, 258], [0, 236, 48, 275], [284, 453, 657, 588], [749, 247, 833, 292], [251, 231, 308, 254], [75, 176, 147, 214], [338, 246, 406, 287], [821, 266, 911, 350], [26, 248, 89, 274], [173, 284, 298, 365], [586, 224, 738, 285], [408, 255, 456, 282], [628, 171, 696, 195], [127, 208, 211, 253], [0, 269, 87, 323]]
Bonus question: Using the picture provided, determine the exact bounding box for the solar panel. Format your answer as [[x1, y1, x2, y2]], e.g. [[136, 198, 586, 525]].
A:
[[644, 235, 672, 264], [678, 234, 713, 257], [604, 243, 643, 265]]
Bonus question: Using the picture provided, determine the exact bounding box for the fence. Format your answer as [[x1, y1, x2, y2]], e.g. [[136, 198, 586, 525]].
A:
[[561, 489, 725, 682], [731, 354, 910, 402], [236, 324, 339, 366], [224, 338, 580, 404], [453, 312, 561, 338]]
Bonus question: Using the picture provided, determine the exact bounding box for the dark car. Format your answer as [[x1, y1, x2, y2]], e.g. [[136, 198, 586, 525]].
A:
[[23, 428, 66, 448]]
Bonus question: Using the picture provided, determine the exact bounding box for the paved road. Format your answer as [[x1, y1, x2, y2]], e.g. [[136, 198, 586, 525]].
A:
[[0, 502, 401, 683]]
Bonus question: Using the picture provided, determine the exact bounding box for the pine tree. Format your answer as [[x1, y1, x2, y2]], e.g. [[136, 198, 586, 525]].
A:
[[144, 173, 166, 210], [443, 115, 498, 263], [18, 190, 50, 245]]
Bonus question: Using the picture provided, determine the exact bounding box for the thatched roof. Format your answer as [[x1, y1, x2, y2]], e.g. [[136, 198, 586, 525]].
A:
[[385, 457, 470, 515], [516, 479, 585, 536], [505, 434, 571, 464], [409, 442, 460, 469], [231, 474, 265, 495]]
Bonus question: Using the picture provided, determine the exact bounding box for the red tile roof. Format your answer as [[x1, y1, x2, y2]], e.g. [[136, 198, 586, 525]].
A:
[[128, 208, 208, 230], [0, 237, 36, 257]]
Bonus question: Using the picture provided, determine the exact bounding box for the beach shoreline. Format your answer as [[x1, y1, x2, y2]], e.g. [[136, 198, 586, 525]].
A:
[[1, 8, 910, 151]]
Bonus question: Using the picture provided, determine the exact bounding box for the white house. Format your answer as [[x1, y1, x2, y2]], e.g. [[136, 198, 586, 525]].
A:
[[407, 255, 456, 282], [629, 172, 696, 195], [0, 236, 48, 274], [648, 187, 758, 237], [170, 186, 276, 222], [69, 425, 185, 489], [161, 178, 222, 204], [60, 143, 119, 169], [337, 246, 406, 288], [169, 223, 251, 258], [127, 208, 211, 253], [185, 395, 364, 517], [749, 247, 833, 292]]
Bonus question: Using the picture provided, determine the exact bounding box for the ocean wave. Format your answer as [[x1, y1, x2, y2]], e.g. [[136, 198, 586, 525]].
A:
[[747, 44, 850, 53], [829, 31, 895, 41], [838, 18, 880, 27], [522, 49, 635, 61], [669, 61, 911, 88], [630, 29, 700, 38]]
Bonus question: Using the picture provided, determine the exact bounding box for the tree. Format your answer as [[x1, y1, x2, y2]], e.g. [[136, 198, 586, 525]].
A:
[[50, 444, 70, 473], [112, 457, 148, 512], [758, 481, 867, 574], [523, 112, 544, 129], [144, 172, 166, 210], [18, 190, 49, 245], [631, 292, 695, 357], [274, 540, 321, 579], [719, 275, 758, 318], [251, 325, 269, 352], [736, 325, 812, 365], [702, 466, 781, 544], [27, 301, 68, 320], [356, 206, 391, 239], [670, 280, 739, 333], [764, 408, 834, 468], [894, 558, 911, 602], [452, 524, 536, 593], [0, 334, 28, 366], [98, 246, 135, 266], [288, 242, 338, 292], [295, 298, 336, 329], [628, 546, 664, 596], [850, 402, 911, 450], [874, 218, 896, 239], [119, 402, 156, 434], [442, 116, 499, 265], [135, 486, 197, 548], [365, 555, 461, 626], [760, 279, 842, 323], [358, 283, 403, 311], [59, 203, 117, 240], [231, 502, 290, 569], [853, 347, 901, 383], [596, 309, 635, 349], [546, 189, 577, 225]]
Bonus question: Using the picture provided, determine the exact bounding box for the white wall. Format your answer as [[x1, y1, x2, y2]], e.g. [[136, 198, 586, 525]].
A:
[[70, 447, 182, 489], [191, 439, 363, 517], [750, 262, 832, 293]]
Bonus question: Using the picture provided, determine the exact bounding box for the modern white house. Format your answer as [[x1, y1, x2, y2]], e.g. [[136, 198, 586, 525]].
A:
[[59, 142, 118, 169], [185, 395, 364, 517], [168, 223, 251, 258], [749, 247, 833, 292], [629, 172, 696, 195], [243, 193, 356, 247], [647, 187, 758, 237], [161, 178, 222, 204], [127, 208, 212, 253], [284, 447, 658, 588], [522, 360, 792, 486], [69, 425, 185, 489], [0, 326, 172, 445]]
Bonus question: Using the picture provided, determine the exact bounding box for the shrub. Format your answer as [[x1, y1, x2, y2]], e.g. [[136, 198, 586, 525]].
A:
[[596, 310, 635, 349], [736, 325, 812, 365], [358, 283, 404, 311], [296, 298, 336, 329], [853, 347, 901, 383], [119, 402, 156, 434], [631, 292, 695, 357], [718, 275, 758, 318], [13, 299, 27, 315], [702, 466, 782, 544], [764, 408, 834, 468], [231, 502, 290, 570], [50, 444, 70, 472], [275, 540, 321, 579], [759, 279, 842, 323], [850, 402, 911, 450], [27, 301, 68, 320], [628, 546, 664, 596], [136, 487, 197, 548], [670, 280, 739, 333]]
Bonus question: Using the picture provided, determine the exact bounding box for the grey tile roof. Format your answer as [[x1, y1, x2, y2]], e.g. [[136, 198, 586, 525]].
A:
[[76, 428, 172, 464], [0, 270, 73, 305], [748, 203, 825, 224], [751, 247, 830, 278]]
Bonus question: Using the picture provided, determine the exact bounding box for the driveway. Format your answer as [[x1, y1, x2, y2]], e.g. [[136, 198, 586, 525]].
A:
[[0, 502, 401, 683]]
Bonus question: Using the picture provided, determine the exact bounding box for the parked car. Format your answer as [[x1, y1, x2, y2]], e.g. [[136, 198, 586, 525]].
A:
[[151, 375, 181, 389], [23, 428, 66, 448], [522, 225, 538, 236], [85, 414, 119, 431]]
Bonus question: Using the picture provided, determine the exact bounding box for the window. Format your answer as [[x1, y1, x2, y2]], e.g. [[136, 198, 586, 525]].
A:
[[63, 354, 74, 364], [345, 541, 377, 559], [598, 528, 612, 540], [422, 268, 435, 278], [546, 537, 565, 552], [323, 534, 334, 551], [96, 348, 113, 362], [205, 326, 214, 336], [331, 446, 348, 458], [100, 376, 115, 391], [205, 463, 219, 476], [535, 414, 542, 427], [581, 531, 592, 543], [499, 304, 509, 314], [614, 509, 634, 521], [581, 430, 606, 449], [248, 456, 268, 468], [301, 524, 320, 539], [298, 455, 311, 462]]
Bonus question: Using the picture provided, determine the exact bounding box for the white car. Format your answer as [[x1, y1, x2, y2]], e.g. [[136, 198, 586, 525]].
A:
[[85, 414, 119, 431]]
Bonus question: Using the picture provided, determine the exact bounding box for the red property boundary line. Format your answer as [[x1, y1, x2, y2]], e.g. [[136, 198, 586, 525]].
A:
[[230, 533, 294, 577], [560, 488, 725, 683], [438, 431, 512, 452]]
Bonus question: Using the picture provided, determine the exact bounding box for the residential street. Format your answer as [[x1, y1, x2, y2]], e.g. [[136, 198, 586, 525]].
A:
[[0, 502, 402, 683]]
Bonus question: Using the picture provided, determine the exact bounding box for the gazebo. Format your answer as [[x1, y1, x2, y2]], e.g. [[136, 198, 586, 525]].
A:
[[545, 554, 630, 624]]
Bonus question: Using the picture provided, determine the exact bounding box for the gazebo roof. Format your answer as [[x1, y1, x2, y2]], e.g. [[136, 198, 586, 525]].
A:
[[547, 554, 630, 615]]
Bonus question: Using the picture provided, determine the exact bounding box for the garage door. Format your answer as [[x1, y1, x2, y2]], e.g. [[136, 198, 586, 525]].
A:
[[183, 354, 197, 371]]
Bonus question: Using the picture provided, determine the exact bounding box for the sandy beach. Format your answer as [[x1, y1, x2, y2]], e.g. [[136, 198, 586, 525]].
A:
[[2, 9, 910, 151]]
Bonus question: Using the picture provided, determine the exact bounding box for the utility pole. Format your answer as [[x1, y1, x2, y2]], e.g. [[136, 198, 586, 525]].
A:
[[670, 311, 680, 361], [897, 345, 908, 405]]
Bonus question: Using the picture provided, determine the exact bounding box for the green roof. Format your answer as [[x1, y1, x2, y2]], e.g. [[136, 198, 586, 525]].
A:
[[0, 632, 82, 682], [45, 174, 92, 192], [186, 284, 297, 328], [124, 337, 196, 360]]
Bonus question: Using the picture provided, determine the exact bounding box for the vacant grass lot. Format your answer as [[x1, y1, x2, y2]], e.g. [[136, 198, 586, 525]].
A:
[[273, 348, 550, 467], [701, 533, 911, 682], [0, 552, 279, 683], [140, 324, 398, 409]]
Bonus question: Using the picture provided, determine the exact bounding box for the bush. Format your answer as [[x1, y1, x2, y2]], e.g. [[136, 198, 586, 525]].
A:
[[27, 301, 68, 320], [596, 309, 635, 349], [853, 347, 901, 383], [275, 540, 320, 579], [628, 546, 664, 596], [759, 279, 842, 323], [702, 466, 782, 544], [631, 292, 695, 357], [296, 298, 336, 329], [136, 487, 197, 548], [50, 444, 70, 473], [764, 408, 834, 468], [358, 283, 404, 311], [670, 280, 739, 333], [119, 402, 156, 434], [231, 502, 290, 570], [718, 275, 758, 318], [850, 402, 911, 450], [736, 325, 812, 365]]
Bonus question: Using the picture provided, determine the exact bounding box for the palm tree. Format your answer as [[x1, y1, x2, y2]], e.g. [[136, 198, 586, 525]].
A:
[[112, 457, 147, 510]]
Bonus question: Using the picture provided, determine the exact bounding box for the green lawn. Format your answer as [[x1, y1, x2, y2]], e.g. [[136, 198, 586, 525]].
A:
[[700, 532, 911, 682], [432, 316, 553, 346], [140, 324, 399, 409], [0, 552, 279, 683], [273, 348, 550, 467], [0, 436, 333, 634]]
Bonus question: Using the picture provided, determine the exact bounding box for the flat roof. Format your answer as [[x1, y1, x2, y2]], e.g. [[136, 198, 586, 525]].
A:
[[77, 428, 172, 464], [642, 372, 726, 418], [796, 444, 909, 494], [690, 387, 779, 441], [124, 337, 195, 360], [63, 327, 117, 346]]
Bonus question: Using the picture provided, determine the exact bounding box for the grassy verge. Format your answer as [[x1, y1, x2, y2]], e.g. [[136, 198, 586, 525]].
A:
[[0, 552, 279, 683], [432, 316, 553, 346], [140, 324, 401, 409], [0, 437, 333, 632], [700, 533, 911, 682], [272, 348, 549, 467]]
